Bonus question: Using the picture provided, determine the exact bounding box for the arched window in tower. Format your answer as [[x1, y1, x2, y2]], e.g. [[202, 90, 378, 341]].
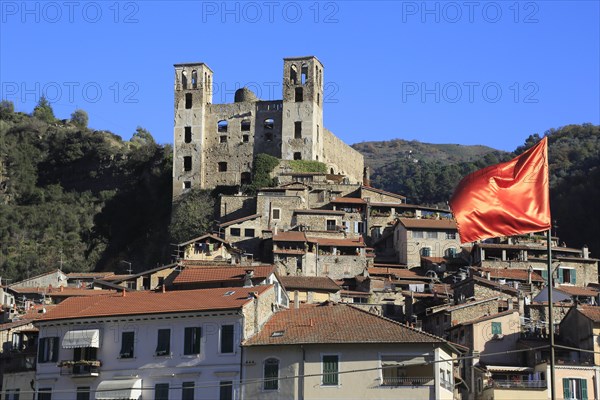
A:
[[263, 118, 274, 130], [241, 172, 252, 185], [290, 65, 298, 85], [330, 168, 334, 174], [181, 70, 188, 89], [218, 120, 228, 133], [241, 119, 251, 131], [294, 152, 302, 160], [301, 63, 308, 85], [204, 72, 207, 86], [191, 70, 198, 89]]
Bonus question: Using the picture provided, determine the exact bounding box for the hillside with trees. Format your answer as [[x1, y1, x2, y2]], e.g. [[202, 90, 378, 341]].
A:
[[1, 98, 597, 282]]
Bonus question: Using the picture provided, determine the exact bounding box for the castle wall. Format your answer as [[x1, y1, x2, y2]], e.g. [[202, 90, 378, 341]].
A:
[[322, 128, 365, 184]]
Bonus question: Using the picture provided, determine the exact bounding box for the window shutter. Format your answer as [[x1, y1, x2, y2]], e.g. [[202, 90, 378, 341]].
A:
[[354, 222, 358, 233], [184, 328, 193, 355], [563, 378, 571, 399], [581, 378, 588, 400], [38, 338, 46, 363], [541, 269, 548, 281], [572, 270, 577, 285], [558, 268, 564, 284], [323, 355, 339, 385], [52, 337, 59, 362]]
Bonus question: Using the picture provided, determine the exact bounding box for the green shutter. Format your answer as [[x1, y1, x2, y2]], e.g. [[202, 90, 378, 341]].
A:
[[581, 378, 588, 400], [563, 378, 571, 399], [572, 270, 577, 285], [541, 269, 548, 281], [52, 337, 59, 362], [491, 322, 502, 335], [323, 355, 339, 385], [558, 268, 564, 284]]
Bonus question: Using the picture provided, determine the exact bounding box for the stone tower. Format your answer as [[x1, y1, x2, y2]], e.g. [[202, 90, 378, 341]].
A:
[[172, 63, 213, 198], [281, 56, 324, 162]]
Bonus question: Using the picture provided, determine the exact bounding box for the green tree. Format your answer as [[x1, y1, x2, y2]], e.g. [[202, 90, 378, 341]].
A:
[[70, 109, 89, 128], [0, 100, 14, 119], [168, 189, 215, 243], [32, 96, 55, 123]]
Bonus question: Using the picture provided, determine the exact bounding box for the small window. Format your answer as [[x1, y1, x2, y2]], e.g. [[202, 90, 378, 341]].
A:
[[182, 382, 194, 400], [427, 231, 438, 239], [76, 387, 90, 400], [326, 219, 336, 231], [317, 92, 320, 105], [184, 327, 201, 355], [230, 228, 240, 237], [294, 152, 302, 160], [218, 120, 228, 132], [191, 70, 198, 89], [120, 331, 135, 358], [241, 120, 251, 131], [181, 70, 188, 89], [155, 383, 169, 400], [220, 325, 234, 353], [242, 134, 249, 142], [183, 156, 192, 172], [241, 172, 251, 185], [218, 162, 228, 172], [155, 329, 171, 356], [220, 135, 228, 143], [244, 228, 255, 237], [294, 121, 302, 138], [185, 93, 192, 109], [491, 322, 502, 335], [322, 355, 339, 386], [290, 64, 298, 84], [264, 358, 279, 390], [421, 247, 431, 257], [272, 209, 281, 220], [446, 231, 457, 239], [184, 126, 192, 143], [295, 87, 303, 102], [264, 118, 274, 130], [219, 381, 233, 400], [413, 231, 424, 239], [38, 337, 59, 363], [38, 388, 52, 400], [447, 247, 457, 258], [183, 181, 191, 189]]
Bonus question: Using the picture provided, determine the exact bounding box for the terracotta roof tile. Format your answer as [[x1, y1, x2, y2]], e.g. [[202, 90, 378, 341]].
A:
[[557, 285, 599, 297], [279, 276, 341, 292], [173, 266, 275, 285], [273, 231, 307, 242], [244, 303, 443, 346], [9, 287, 115, 296], [219, 213, 261, 228], [38, 286, 273, 322], [449, 310, 518, 328], [577, 306, 600, 322], [67, 272, 113, 279], [306, 237, 365, 247], [398, 218, 457, 230], [473, 267, 545, 282]]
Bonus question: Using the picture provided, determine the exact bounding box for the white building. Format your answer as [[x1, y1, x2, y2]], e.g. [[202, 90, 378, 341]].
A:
[[34, 285, 286, 400]]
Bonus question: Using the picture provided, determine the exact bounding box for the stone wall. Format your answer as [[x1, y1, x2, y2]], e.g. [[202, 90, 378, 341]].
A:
[[322, 128, 364, 184]]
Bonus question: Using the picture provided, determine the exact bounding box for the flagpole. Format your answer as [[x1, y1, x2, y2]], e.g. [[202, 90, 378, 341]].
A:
[[547, 228, 556, 400]]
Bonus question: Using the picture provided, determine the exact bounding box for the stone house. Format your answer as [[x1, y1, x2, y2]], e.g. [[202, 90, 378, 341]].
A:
[[177, 233, 242, 263], [242, 302, 461, 400], [394, 218, 460, 267], [560, 305, 600, 366], [8, 269, 68, 289], [452, 275, 519, 304], [279, 276, 341, 303]]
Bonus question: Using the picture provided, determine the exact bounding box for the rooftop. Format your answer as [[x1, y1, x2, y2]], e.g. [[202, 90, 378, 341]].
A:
[[37, 286, 273, 322], [172, 265, 275, 285], [398, 218, 457, 230], [576, 305, 600, 322], [244, 302, 444, 346], [279, 276, 341, 292], [306, 236, 365, 247], [273, 231, 307, 242]]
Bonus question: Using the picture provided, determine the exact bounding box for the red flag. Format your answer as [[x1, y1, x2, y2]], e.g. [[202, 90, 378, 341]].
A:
[[449, 137, 551, 244]]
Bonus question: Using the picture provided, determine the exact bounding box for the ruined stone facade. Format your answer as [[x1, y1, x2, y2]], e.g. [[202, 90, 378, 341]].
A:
[[172, 56, 365, 197]]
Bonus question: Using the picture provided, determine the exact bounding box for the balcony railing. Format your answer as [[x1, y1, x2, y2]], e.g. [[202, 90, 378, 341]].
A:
[[486, 380, 547, 390], [381, 376, 434, 386], [58, 360, 101, 376]]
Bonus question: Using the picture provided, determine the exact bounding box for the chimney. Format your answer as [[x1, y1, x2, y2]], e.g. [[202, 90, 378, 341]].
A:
[[527, 266, 533, 284], [583, 245, 589, 259], [486, 271, 491, 280], [122, 288, 126, 297], [507, 298, 514, 310], [162, 284, 166, 293], [60, 286, 64, 292], [243, 270, 255, 288], [294, 290, 299, 309]]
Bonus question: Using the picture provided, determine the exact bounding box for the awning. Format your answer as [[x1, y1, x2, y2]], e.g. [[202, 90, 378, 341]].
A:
[[381, 355, 429, 366], [96, 379, 142, 400], [62, 329, 100, 348], [486, 365, 533, 372]]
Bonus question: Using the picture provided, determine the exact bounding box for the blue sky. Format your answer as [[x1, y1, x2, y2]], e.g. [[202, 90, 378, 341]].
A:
[[1, 1, 598, 151]]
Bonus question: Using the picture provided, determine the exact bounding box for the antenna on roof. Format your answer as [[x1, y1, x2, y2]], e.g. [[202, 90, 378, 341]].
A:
[[121, 261, 133, 275]]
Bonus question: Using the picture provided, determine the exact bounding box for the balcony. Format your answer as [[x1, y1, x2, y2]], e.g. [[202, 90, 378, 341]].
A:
[[486, 380, 547, 390], [58, 360, 101, 377], [381, 376, 434, 386]]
